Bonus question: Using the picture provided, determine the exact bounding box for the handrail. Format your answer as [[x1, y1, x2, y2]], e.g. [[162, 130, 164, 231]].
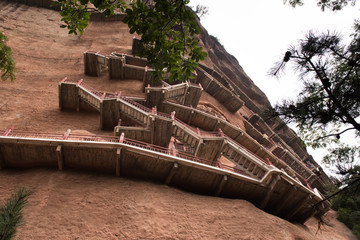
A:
[[118, 96, 152, 113], [224, 133, 270, 166], [1, 128, 257, 178], [173, 117, 198, 134], [59, 79, 302, 175]]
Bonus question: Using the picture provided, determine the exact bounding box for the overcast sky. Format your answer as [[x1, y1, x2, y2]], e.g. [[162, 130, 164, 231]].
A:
[[189, 0, 360, 169]]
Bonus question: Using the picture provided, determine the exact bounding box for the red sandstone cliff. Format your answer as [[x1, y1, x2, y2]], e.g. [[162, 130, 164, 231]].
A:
[[0, 1, 355, 239]]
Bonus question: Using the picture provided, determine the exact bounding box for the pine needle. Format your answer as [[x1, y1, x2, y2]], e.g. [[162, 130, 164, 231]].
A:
[[0, 187, 32, 240]]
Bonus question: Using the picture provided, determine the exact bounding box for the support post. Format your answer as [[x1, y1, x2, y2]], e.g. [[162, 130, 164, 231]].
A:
[[62, 129, 71, 140], [194, 139, 202, 157], [260, 174, 281, 209], [56, 145, 64, 171], [58, 82, 62, 110], [216, 175, 228, 196], [100, 100, 104, 130], [0, 151, 4, 170], [213, 138, 226, 163], [150, 117, 155, 144], [274, 185, 297, 215], [76, 86, 81, 112], [165, 162, 178, 185], [286, 194, 312, 221], [116, 148, 122, 177], [119, 132, 125, 143], [187, 110, 194, 124]]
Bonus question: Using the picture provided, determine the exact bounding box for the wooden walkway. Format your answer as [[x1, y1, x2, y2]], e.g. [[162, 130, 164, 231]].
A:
[[0, 128, 329, 223], [59, 79, 325, 193]]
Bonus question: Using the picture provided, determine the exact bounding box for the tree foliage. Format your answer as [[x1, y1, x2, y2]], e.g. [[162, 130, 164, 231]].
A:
[[0, 187, 32, 240], [268, 23, 360, 148], [0, 32, 16, 81], [284, 0, 357, 11], [270, 1, 360, 236], [323, 144, 360, 175], [56, 0, 207, 82]]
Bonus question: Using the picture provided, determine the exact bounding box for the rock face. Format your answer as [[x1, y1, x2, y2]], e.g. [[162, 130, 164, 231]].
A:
[[195, 17, 331, 193], [0, 1, 354, 239]]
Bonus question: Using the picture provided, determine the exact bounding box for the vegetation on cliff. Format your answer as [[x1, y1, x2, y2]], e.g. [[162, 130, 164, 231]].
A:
[[0, 187, 31, 240], [0, 32, 15, 81], [57, 0, 207, 82], [271, 0, 360, 236]]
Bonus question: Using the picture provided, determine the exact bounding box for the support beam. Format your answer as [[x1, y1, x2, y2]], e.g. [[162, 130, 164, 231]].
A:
[[212, 120, 220, 131], [58, 82, 62, 110], [116, 148, 122, 177], [286, 194, 312, 220], [213, 139, 226, 162], [56, 145, 64, 171], [100, 101, 104, 130], [0, 149, 4, 170], [260, 174, 281, 209], [76, 87, 81, 112], [150, 117, 155, 144], [274, 185, 297, 215], [216, 175, 228, 196], [187, 110, 194, 125], [194, 139, 202, 157], [165, 162, 178, 185]]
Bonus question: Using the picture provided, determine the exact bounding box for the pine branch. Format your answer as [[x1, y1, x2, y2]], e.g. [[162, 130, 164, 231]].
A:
[[0, 187, 32, 240]]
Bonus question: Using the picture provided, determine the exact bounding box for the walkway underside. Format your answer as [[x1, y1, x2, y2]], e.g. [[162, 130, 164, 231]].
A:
[[0, 130, 329, 223]]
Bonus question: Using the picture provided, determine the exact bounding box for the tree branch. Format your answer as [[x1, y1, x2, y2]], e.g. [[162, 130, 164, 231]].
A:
[[315, 127, 356, 141]]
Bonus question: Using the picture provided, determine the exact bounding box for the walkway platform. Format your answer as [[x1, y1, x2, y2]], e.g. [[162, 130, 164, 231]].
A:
[[0, 128, 330, 223], [58, 79, 323, 190]]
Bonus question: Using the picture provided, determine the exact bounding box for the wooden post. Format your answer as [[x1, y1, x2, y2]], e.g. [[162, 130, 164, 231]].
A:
[[116, 148, 121, 177], [260, 174, 281, 209], [274, 185, 297, 215], [2, 126, 14, 136], [187, 110, 194, 124], [213, 139, 226, 163], [165, 162, 178, 185], [58, 82, 62, 110], [76, 85, 81, 112], [62, 129, 71, 140], [84, 52, 101, 76], [0, 150, 4, 170], [100, 100, 104, 130], [216, 175, 228, 196], [119, 132, 124, 143], [56, 145, 64, 171], [286, 194, 312, 221], [194, 139, 202, 157], [150, 117, 155, 144]]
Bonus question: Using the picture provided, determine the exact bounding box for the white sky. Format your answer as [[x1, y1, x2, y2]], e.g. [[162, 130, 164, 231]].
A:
[[189, 0, 360, 170]]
